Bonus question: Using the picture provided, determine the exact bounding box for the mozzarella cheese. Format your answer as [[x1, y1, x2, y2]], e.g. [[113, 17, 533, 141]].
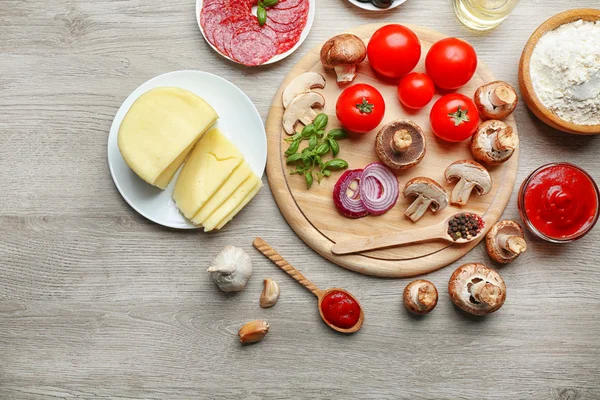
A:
[[118, 87, 218, 189], [173, 128, 244, 219], [214, 179, 262, 231]]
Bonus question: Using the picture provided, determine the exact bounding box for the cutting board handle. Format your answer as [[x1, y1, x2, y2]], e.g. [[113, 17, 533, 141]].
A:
[[253, 238, 320, 296]]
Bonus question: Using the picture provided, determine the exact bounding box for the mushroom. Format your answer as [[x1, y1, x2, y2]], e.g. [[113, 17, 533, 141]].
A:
[[486, 220, 527, 264], [282, 92, 325, 135], [282, 72, 326, 108], [471, 120, 519, 166], [375, 119, 426, 171], [403, 177, 449, 222], [403, 280, 438, 315], [320, 34, 367, 84], [448, 263, 506, 316], [444, 160, 492, 206], [474, 81, 518, 120]]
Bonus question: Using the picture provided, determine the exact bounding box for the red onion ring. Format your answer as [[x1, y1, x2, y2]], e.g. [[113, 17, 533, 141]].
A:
[[359, 162, 399, 215], [333, 169, 370, 218]]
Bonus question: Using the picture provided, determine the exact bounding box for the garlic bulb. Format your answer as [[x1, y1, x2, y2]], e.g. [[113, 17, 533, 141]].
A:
[[207, 246, 253, 292]]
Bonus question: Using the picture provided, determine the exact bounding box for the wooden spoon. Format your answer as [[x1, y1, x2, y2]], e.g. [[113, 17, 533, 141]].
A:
[[331, 213, 485, 255], [253, 238, 364, 334]]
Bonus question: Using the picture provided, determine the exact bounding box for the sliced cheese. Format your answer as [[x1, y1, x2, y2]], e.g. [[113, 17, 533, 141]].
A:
[[118, 87, 218, 189], [203, 174, 262, 232], [173, 128, 244, 219], [190, 161, 253, 225]]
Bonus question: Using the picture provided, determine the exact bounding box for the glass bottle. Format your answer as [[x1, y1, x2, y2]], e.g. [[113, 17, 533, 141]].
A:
[[453, 0, 520, 31]]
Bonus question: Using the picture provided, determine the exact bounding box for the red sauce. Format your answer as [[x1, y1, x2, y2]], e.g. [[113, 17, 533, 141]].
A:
[[523, 164, 598, 239], [320, 291, 361, 329]]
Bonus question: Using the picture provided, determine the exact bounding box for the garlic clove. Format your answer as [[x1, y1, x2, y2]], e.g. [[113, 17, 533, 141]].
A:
[[238, 320, 269, 344], [259, 278, 280, 308]]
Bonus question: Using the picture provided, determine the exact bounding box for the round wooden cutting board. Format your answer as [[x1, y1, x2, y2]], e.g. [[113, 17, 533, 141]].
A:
[[265, 23, 519, 278]]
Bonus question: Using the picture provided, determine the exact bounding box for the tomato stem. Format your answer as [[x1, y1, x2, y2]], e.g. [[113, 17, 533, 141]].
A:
[[449, 106, 470, 126], [356, 97, 374, 114]]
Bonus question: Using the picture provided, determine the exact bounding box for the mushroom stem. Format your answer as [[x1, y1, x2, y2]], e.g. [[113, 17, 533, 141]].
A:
[[469, 281, 503, 307], [450, 178, 477, 206], [497, 233, 527, 255], [405, 195, 433, 222], [333, 65, 357, 83], [489, 84, 516, 107], [298, 108, 318, 126], [491, 126, 518, 152], [417, 284, 436, 308], [391, 129, 412, 153]]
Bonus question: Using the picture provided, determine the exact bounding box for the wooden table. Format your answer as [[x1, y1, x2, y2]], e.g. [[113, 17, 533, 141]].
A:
[[1, 0, 599, 398]]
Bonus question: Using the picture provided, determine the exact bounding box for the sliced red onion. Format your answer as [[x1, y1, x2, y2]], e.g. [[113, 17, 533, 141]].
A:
[[333, 169, 369, 218], [359, 162, 399, 215]]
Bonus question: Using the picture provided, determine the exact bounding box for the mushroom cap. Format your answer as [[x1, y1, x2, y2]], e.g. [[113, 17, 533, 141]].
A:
[[445, 160, 492, 196], [471, 120, 518, 166], [403, 177, 449, 211], [282, 72, 326, 108], [474, 81, 518, 120], [486, 220, 526, 264], [403, 279, 438, 315], [375, 119, 426, 171], [320, 34, 367, 68], [448, 263, 506, 316]]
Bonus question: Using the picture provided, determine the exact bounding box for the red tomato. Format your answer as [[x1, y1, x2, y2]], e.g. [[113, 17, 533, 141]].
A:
[[397, 72, 435, 109], [426, 37, 477, 90], [336, 84, 385, 134], [430, 94, 479, 142], [367, 24, 421, 80]]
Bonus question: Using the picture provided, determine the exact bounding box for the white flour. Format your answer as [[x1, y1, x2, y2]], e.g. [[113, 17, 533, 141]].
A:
[[530, 19, 600, 126]]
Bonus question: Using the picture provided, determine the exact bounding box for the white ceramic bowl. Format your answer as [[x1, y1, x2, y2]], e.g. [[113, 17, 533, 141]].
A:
[[347, 0, 408, 12], [107, 70, 267, 229], [196, 0, 315, 66]]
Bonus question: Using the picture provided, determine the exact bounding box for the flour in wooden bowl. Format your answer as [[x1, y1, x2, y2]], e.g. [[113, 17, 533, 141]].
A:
[[530, 19, 600, 126]]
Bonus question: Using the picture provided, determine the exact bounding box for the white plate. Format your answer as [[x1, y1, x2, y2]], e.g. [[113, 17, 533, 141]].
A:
[[107, 70, 267, 230], [347, 0, 407, 11], [195, 0, 315, 66]]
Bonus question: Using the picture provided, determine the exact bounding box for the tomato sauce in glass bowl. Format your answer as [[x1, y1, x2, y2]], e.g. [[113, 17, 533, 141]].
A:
[[518, 163, 599, 242]]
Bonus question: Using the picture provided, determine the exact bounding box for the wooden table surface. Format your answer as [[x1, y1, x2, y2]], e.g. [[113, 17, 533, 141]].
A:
[[1, 0, 599, 398]]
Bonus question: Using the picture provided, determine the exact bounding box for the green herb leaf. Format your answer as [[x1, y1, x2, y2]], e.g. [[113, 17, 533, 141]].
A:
[[308, 135, 318, 150], [301, 124, 316, 138], [327, 128, 346, 139], [314, 155, 324, 167], [315, 143, 330, 155], [328, 138, 340, 156], [448, 106, 470, 126], [313, 113, 328, 130], [317, 129, 326, 137], [257, 6, 267, 26], [285, 139, 300, 156], [262, 0, 278, 7], [301, 155, 311, 167], [305, 171, 313, 189], [324, 158, 349, 170], [323, 169, 332, 177], [356, 97, 374, 114], [286, 153, 302, 163]]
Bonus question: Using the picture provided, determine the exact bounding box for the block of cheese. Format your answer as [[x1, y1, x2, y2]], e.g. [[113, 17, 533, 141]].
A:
[[173, 128, 244, 219], [118, 87, 218, 189], [190, 161, 253, 225], [202, 174, 262, 232]]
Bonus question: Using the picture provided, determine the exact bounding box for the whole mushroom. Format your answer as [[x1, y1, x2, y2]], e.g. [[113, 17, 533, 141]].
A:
[[486, 220, 527, 264], [403, 177, 449, 222], [474, 81, 518, 120], [448, 263, 506, 316], [471, 120, 519, 165], [403, 280, 438, 315], [445, 160, 492, 206], [320, 34, 367, 84], [375, 119, 426, 171]]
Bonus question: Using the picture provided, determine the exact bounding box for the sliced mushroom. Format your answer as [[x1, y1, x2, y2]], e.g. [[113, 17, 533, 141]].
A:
[[474, 81, 518, 120], [403, 177, 449, 222], [375, 120, 426, 171], [403, 280, 438, 315], [448, 263, 506, 316], [486, 220, 527, 264], [445, 160, 492, 206], [282, 92, 325, 135], [471, 120, 519, 166], [320, 34, 367, 84], [282, 72, 326, 108]]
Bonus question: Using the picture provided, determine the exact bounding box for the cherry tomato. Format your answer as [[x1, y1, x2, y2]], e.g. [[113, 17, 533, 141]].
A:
[[367, 24, 421, 80], [397, 72, 435, 109], [430, 93, 479, 142], [336, 83, 385, 134], [425, 37, 477, 90]]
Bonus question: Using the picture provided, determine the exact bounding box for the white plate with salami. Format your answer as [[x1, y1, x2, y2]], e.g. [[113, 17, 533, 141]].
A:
[[196, 0, 315, 66], [347, 0, 407, 12], [107, 70, 267, 229]]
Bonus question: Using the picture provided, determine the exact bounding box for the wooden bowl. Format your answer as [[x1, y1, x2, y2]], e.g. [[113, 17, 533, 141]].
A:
[[518, 9, 600, 135]]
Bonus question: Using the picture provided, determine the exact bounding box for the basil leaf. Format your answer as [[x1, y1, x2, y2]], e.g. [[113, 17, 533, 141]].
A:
[[313, 114, 328, 130], [308, 135, 318, 150], [257, 6, 267, 26], [315, 143, 330, 155], [305, 171, 313, 189], [262, 0, 278, 6], [327, 128, 346, 139], [285, 139, 300, 156], [323, 169, 332, 177], [302, 124, 317, 138], [324, 159, 349, 170], [286, 153, 302, 163], [328, 138, 339, 156]]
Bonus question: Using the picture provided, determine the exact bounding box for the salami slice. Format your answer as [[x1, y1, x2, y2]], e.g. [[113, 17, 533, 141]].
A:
[[230, 28, 278, 66], [268, 2, 308, 25]]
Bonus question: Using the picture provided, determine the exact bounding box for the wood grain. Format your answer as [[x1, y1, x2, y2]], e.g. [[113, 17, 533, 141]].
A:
[[1, 0, 600, 398], [266, 23, 519, 277]]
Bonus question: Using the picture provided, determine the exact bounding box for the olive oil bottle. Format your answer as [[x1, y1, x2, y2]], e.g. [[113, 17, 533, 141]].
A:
[[453, 0, 520, 31]]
